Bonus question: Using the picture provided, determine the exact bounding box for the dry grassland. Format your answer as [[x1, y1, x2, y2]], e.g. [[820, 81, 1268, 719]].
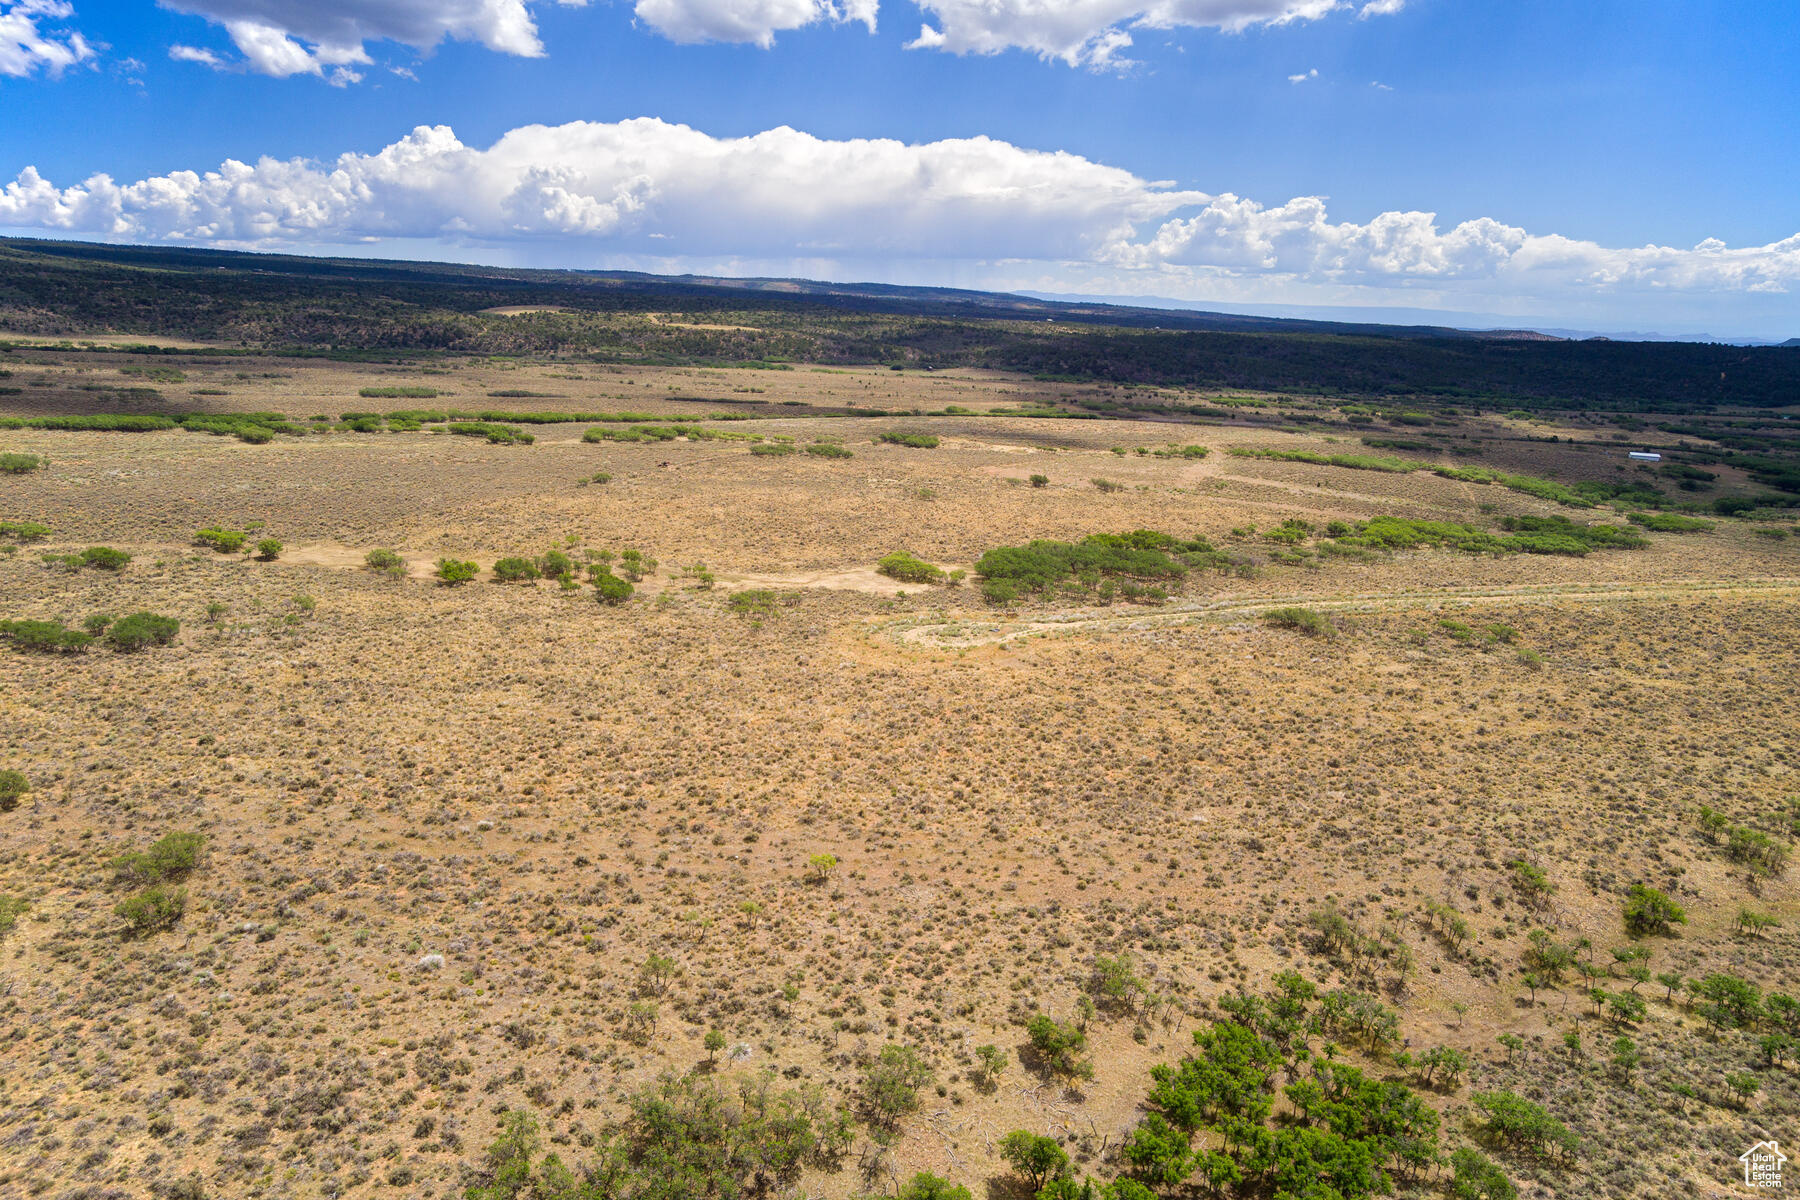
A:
[[0, 349, 1796, 1200]]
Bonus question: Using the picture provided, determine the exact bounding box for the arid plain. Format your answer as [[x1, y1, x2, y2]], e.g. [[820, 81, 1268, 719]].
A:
[[1, 346, 1796, 1200]]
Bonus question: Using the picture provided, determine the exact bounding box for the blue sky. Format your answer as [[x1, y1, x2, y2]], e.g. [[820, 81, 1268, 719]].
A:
[[2, 0, 1797, 337]]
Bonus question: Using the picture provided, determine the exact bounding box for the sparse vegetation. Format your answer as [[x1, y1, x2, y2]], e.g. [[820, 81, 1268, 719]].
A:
[[878, 431, 940, 448], [1262, 606, 1333, 638], [1, 280, 1797, 1200]]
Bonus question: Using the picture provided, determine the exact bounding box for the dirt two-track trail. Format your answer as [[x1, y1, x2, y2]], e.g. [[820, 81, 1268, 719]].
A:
[[876, 576, 1800, 647]]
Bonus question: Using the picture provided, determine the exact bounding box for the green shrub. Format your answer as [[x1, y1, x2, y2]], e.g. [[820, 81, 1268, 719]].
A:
[[254, 538, 282, 561], [385, 408, 448, 424], [728, 589, 781, 616], [179, 412, 301, 442], [0, 618, 94, 653], [1229, 447, 1610, 508], [78, 546, 131, 570], [27, 414, 176, 432], [111, 831, 205, 885], [492, 556, 541, 582], [436, 559, 479, 585], [804, 442, 853, 458], [1334, 515, 1645, 557], [877, 551, 947, 584], [1471, 1090, 1577, 1158], [1091, 477, 1124, 493], [586, 472, 613, 485], [1628, 511, 1714, 532], [1024, 1014, 1093, 1081], [116, 885, 187, 935], [1231, 446, 1425, 474], [1263, 608, 1333, 638], [749, 442, 795, 456], [0, 894, 27, 938], [878, 431, 940, 448], [981, 578, 1021, 605], [975, 530, 1218, 604], [447, 421, 532, 444], [1029, 474, 1049, 487], [0, 452, 44, 474], [859, 1044, 934, 1126], [591, 569, 633, 605], [617, 549, 657, 580], [1622, 883, 1686, 936], [587, 423, 709, 443], [0, 769, 27, 813], [895, 1173, 973, 1200], [107, 612, 179, 651], [1724, 824, 1789, 875], [0, 520, 51, 541], [195, 527, 247, 554], [536, 549, 575, 578], [1693, 972, 1763, 1029], [359, 386, 439, 398], [364, 548, 405, 573]]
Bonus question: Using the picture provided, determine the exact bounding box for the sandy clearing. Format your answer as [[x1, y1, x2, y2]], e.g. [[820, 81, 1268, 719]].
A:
[[723, 566, 916, 595], [479, 306, 572, 316]]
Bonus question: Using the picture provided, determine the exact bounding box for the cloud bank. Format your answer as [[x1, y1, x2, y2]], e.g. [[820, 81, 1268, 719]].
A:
[[160, 0, 589, 79], [148, 0, 1400, 70], [907, 0, 1397, 69], [2, 120, 1795, 322], [0, 0, 93, 77]]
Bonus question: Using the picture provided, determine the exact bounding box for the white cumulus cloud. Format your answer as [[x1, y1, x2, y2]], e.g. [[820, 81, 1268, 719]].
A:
[[0, 0, 93, 77], [633, 0, 876, 45], [908, 0, 1362, 69], [167, 42, 222, 66], [1, 120, 1795, 322], [160, 0, 589, 78]]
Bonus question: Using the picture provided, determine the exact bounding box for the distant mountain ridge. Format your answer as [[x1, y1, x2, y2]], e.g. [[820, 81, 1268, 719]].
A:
[[3, 236, 1798, 411], [1019, 290, 1795, 347], [0, 236, 1562, 344]]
